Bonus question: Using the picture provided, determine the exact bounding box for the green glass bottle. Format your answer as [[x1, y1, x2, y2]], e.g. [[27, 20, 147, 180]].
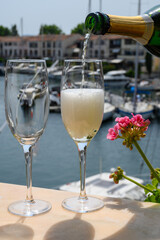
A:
[[85, 5, 160, 57]]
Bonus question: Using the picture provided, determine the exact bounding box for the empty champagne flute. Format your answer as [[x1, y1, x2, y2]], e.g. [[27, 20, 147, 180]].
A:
[[61, 59, 104, 213], [5, 59, 51, 216]]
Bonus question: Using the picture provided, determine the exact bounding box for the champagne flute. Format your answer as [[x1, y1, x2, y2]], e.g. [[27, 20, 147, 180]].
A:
[[61, 59, 104, 213], [5, 59, 51, 216]]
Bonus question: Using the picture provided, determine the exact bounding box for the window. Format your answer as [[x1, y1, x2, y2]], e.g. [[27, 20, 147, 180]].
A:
[[89, 41, 93, 48], [101, 50, 104, 58], [89, 50, 92, 57], [14, 49, 17, 56], [58, 41, 61, 47], [125, 39, 135, 45], [100, 40, 105, 45], [47, 41, 51, 48], [29, 42, 38, 48], [95, 50, 98, 57], [34, 50, 38, 56], [47, 49, 51, 57]]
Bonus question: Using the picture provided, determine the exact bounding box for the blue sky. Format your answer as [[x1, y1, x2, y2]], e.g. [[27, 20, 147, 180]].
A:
[[1, 0, 160, 36]]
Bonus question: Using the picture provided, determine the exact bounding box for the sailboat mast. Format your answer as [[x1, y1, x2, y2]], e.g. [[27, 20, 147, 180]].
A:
[[98, 0, 102, 59], [88, 0, 91, 13], [133, 0, 141, 113]]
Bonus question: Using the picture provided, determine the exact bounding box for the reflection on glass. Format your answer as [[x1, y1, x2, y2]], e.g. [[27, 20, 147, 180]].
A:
[[5, 59, 51, 216]]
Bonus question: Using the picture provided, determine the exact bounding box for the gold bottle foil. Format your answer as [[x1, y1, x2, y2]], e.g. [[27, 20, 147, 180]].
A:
[[107, 14, 154, 45]]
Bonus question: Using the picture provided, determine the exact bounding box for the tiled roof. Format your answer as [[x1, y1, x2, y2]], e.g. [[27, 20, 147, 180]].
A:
[[0, 34, 82, 42], [89, 34, 128, 40]]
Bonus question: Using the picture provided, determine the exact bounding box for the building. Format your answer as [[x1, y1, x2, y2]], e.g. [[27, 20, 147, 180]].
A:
[[0, 34, 147, 66], [0, 34, 83, 60]]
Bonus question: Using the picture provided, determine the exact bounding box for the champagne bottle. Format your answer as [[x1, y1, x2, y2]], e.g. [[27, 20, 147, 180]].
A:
[[85, 5, 160, 57]]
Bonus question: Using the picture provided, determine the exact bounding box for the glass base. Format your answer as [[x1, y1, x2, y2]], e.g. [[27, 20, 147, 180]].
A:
[[8, 199, 52, 217], [62, 196, 104, 213]]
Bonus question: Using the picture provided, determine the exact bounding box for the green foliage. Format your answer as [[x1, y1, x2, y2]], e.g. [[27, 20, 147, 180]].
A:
[[11, 25, 18, 36], [39, 25, 63, 35], [46, 59, 53, 67], [126, 69, 135, 78], [0, 26, 11, 36], [145, 175, 160, 203], [0, 25, 19, 36], [145, 190, 160, 203], [71, 23, 86, 35], [102, 62, 116, 74], [0, 57, 6, 65]]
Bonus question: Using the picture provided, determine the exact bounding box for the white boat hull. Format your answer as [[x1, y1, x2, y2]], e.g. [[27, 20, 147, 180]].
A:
[[59, 173, 145, 201], [118, 101, 154, 119], [103, 102, 115, 121]]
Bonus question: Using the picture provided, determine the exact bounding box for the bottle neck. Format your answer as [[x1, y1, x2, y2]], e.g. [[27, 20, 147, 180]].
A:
[[107, 14, 154, 45]]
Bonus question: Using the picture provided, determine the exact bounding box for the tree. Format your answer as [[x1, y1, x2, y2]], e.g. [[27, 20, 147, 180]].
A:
[[145, 52, 153, 77], [11, 25, 18, 36], [71, 23, 86, 35], [0, 26, 11, 36], [0, 25, 19, 36], [39, 24, 63, 35]]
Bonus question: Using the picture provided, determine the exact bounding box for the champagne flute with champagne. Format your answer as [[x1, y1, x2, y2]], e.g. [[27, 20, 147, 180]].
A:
[[61, 59, 104, 213]]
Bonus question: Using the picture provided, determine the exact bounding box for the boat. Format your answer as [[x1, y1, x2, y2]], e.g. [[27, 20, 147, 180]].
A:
[[0, 66, 5, 76], [49, 89, 61, 112], [103, 102, 116, 121], [17, 82, 46, 108], [47, 60, 62, 82], [118, 101, 154, 119], [152, 92, 160, 118], [104, 70, 131, 89], [59, 172, 145, 201], [128, 79, 157, 93], [48, 70, 62, 81], [17, 84, 37, 107]]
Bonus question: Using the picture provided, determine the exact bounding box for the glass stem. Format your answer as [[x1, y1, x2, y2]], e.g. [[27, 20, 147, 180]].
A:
[[77, 142, 88, 200], [22, 145, 34, 203]]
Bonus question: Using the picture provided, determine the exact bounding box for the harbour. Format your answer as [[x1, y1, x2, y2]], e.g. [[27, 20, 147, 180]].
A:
[[1, 75, 160, 194]]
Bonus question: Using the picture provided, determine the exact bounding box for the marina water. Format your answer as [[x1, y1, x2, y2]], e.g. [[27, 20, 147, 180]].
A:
[[0, 76, 160, 189]]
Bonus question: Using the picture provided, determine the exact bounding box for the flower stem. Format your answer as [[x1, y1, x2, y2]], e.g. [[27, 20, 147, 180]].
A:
[[122, 174, 154, 194], [133, 140, 160, 183]]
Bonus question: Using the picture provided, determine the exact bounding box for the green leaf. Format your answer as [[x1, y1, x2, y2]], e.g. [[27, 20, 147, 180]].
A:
[[145, 194, 156, 203], [144, 184, 156, 195], [152, 178, 159, 189], [153, 190, 160, 203]]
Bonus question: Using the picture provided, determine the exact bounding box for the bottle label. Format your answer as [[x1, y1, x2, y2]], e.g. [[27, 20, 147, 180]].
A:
[[108, 15, 154, 45], [135, 15, 154, 45]]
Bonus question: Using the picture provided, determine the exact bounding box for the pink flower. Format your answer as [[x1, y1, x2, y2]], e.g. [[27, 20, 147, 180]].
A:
[[107, 114, 151, 149], [131, 113, 150, 128], [107, 123, 119, 140], [115, 116, 131, 129]]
